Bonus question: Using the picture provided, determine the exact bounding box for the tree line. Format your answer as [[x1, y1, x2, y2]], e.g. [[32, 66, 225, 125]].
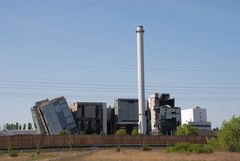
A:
[[4, 122, 33, 130]]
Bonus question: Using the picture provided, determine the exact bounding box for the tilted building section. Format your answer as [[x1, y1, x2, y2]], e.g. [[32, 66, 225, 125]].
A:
[[31, 94, 184, 135], [70, 102, 107, 134], [31, 97, 78, 135]]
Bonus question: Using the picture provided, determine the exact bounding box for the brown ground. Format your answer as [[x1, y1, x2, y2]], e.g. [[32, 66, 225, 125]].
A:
[[0, 148, 240, 161]]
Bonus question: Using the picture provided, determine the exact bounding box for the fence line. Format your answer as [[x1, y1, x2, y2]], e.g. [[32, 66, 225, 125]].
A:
[[0, 135, 206, 149]]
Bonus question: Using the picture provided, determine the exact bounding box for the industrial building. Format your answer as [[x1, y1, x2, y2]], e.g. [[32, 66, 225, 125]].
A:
[[70, 102, 107, 134], [148, 93, 181, 135], [181, 106, 211, 130], [114, 98, 150, 134], [31, 97, 78, 135], [114, 98, 138, 133], [107, 107, 115, 134]]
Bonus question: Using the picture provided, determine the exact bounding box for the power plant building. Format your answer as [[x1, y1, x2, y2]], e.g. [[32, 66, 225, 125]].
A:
[[114, 98, 139, 133], [107, 107, 115, 135], [31, 97, 78, 135], [181, 106, 211, 130], [148, 93, 181, 135], [70, 102, 107, 134], [114, 98, 150, 134]]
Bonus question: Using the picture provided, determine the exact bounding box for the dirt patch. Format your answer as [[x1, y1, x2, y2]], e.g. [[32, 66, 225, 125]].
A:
[[0, 148, 240, 161]]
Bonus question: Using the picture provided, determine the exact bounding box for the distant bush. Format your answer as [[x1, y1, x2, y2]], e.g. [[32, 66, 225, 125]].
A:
[[8, 143, 18, 157], [36, 144, 41, 155], [100, 131, 106, 135], [176, 124, 198, 136], [131, 128, 139, 136], [69, 141, 74, 151], [115, 129, 127, 135], [166, 142, 213, 154], [58, 130, 69, 136], [79, 131, 86, 135], [116, 146, 121, 152], [142, 143, 151, 151], [206, 137, 222, 150]]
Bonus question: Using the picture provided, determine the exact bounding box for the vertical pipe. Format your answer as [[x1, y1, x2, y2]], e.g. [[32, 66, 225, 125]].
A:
[[136, 26, 146, 134]]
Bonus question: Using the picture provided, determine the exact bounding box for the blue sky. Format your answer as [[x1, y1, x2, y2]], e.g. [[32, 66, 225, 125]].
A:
[[0, 0, 239, 129]]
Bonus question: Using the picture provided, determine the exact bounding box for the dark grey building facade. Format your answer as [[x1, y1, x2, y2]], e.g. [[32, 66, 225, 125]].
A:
[[114, 98, 150, 134], [70, 102, 107, 134]]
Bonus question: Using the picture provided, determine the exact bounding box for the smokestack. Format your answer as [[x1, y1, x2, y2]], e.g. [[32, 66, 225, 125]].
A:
[[136, 26, 146, 134]]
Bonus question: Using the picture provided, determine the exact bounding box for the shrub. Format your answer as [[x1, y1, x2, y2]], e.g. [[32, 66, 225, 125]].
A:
[[58, 130, 69, 136], [218, 116, 240, 152], [176, 124, 198, 136], [8, 143, 18, 157], [115, 129, 127, 135], [79, 131, 86, 135], [166, 142, 213, 154], [116, 146, 121, 152], [173, 142, 189, 152], [100, 131, 106, 135], [36, 144, 41, 155], [202, 144, 214, 153], [206, 137, 222, 150], [69, 141, 74, 151], [142, 143, 151, 151], [131, 128, 139, 136]]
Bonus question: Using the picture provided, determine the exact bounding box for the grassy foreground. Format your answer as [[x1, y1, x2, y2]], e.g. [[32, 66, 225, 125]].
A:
[[0, 148, 240, 161]]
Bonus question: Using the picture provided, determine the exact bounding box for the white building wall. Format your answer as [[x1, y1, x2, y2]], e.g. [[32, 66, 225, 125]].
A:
[[148, 94, 158, 131], [181, 108, 194, 125], [193, 107, 207, 122], [181, 107, 211, 130]]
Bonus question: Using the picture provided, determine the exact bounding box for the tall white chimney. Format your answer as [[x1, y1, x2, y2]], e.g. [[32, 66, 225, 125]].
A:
[[136, 26, 147, 134]]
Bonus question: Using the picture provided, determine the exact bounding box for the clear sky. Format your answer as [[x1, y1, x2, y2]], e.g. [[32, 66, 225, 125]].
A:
[[0, 0, 239, 129]]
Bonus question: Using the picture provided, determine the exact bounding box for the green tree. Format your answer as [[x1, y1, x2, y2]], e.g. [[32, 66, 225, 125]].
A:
[[115, 128, 127, 135], [131, 128, 139, 136], [218, 116, 240, 152], [12, 124, 16, 130], [23, 124, 26, 130], [19, 125, 22, 130], [28, 123, 32, 130], [5, 123, 17, 130], [15, 122, 19, 130], [176, 124, 198, 136]]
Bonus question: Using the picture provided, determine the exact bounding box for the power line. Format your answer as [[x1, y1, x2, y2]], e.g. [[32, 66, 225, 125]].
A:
[[0, 79, 240, 89], [1, 61, 240, 72]]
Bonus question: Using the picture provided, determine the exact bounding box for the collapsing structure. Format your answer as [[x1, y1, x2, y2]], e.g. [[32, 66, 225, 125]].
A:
[[70, 102, 107, 134], [31, 94, 181, 135], [148, 93, 181, 135], [31, 96, 78, 135]]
